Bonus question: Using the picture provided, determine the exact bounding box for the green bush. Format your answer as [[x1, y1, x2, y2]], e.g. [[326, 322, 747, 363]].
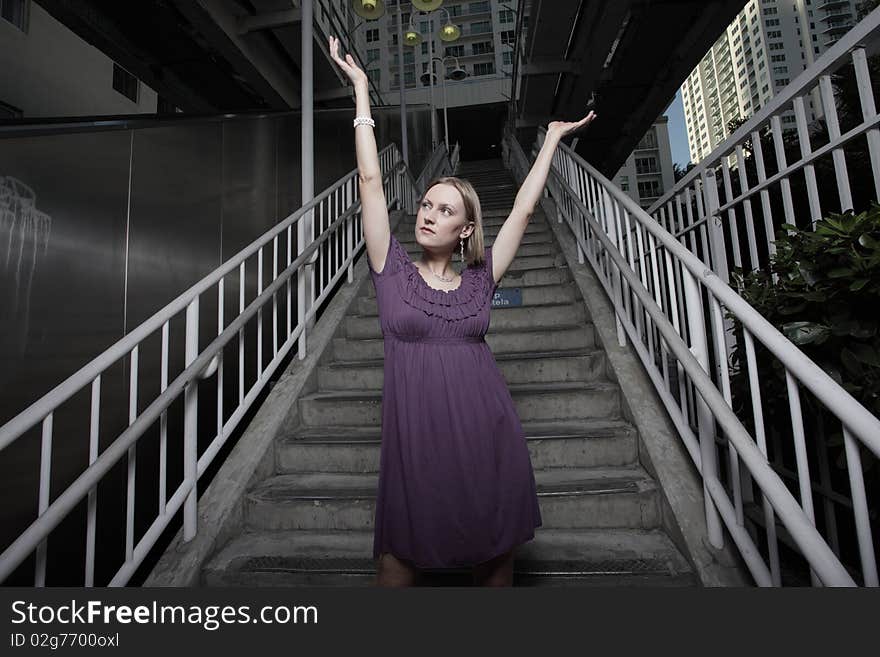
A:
[[728, 203, 880, 470]]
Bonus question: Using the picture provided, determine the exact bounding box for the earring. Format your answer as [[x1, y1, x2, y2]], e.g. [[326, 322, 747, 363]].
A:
[[460, 237, 465, 263]]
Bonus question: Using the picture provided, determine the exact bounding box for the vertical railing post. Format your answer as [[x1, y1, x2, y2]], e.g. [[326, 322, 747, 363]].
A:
[[681, 269, 724, 549], [602, 187, 627, 347], [183, 297, 199, 542], [300, 0, 315, 358]]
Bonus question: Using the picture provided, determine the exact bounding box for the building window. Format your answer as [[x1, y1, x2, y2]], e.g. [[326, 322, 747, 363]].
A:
[[366, 28, 379, 42], [421, 42, 428, 55], [112, 63, 140, 103], [500, 30, 515, 46], [393, 50, 414, 65], [499, 8, 515, 24], [468, 1, 490, 14], [638, 180, 662, 199], [1, 0, 28, 31], [635, 156, 659, 174], [638, 129, 658, 149], [473, 61, 495, 76], [445, 44, 464, 57], [367, 48, 380, 64], [470, 20, 491, 35], [472, 41, 493, 55], [502, 51, 513, 66]]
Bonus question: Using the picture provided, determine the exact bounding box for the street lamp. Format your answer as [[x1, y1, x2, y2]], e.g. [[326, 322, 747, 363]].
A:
[[351, 0, 386, 19], [420, 56, 467, 151], [405, 4, 461, 148]]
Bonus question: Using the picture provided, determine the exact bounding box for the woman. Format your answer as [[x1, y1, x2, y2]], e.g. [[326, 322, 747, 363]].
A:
[[329, 35, 597, 587]]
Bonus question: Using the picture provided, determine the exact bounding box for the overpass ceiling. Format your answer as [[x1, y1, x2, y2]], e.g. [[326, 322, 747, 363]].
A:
[[36, 0, 364, 115], [517, 0, 748, 176]]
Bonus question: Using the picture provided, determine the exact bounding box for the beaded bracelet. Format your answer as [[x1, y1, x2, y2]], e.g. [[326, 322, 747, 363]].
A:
[[353, 116, 375, 128]]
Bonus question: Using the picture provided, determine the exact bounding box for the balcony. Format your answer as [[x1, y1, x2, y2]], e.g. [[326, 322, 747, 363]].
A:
[[822, 21, 852, 36], [820, 10, 853, 22]]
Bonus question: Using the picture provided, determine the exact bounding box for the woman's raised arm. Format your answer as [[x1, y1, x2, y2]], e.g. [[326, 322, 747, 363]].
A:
[[329, 35, 391, 273], [491, 110, 597, 283]]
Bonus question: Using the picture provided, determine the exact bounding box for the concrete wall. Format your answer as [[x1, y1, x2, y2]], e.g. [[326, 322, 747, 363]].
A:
[[0, 2, 158, 118]]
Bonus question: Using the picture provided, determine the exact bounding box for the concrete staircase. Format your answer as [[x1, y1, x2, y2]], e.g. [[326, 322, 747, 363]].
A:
[[200, 159, 699, 586]]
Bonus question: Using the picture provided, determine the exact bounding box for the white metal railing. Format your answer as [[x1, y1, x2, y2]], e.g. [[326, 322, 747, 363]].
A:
[[0, 141, 452, 586], [450, 141, 461, 173], [504, 125, 880, 587], [647, 7, 880, 282]]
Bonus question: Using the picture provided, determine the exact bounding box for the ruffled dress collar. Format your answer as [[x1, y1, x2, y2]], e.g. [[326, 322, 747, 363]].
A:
[[399, 253, 493, 322]]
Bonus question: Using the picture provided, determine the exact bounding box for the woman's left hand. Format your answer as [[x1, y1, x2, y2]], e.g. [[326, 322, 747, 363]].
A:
[[547, 110, 597, 139]]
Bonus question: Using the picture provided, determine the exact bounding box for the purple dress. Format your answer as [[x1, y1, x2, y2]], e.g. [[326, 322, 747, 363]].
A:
[[368, 232, 543, 569]]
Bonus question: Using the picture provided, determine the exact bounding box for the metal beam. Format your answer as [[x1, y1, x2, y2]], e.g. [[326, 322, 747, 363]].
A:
[[516, 115, 551, 128], [179, 0, 300, 109], [314, 87, 352, 101], [237, 9, 301, 34], [521, 59, 582, 76]]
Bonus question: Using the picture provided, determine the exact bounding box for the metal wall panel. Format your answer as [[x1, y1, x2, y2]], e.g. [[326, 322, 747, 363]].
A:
[[0, 130, 131, 570]]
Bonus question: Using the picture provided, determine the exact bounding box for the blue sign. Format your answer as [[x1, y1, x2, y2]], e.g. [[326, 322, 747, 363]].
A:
[[492, 287, 522, 307]]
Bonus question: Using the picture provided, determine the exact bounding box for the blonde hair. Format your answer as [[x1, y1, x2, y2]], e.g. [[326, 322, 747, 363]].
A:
[[421, 176, 486, 266]]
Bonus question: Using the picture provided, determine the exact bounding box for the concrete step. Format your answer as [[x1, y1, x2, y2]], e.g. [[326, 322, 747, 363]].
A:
[[201, 527, 696, 587], [331, 324, 596, 360], [362, 266, 573, 298], [243, 466, 660, 532], [297, 381, 620, 427], [277, 418, 639, 474], [355, 282, 579, 315], [318, 347, 606, 391], [344, 301, 586, 339]]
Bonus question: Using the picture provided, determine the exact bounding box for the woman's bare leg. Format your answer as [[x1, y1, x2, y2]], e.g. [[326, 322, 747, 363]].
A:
[[472, 550, 515, 587], [375, 552, 419, 587]]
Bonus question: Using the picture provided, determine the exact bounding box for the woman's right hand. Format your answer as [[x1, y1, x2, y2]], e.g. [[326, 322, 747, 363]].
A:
[[329, 35, 369, 90]]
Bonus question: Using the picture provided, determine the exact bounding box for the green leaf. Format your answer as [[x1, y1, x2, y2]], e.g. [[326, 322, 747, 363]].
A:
[[850, 343, 880, 367], [828, 268, 855, 278], [851, 325, 878, 339], [783, 321, 831, 345], [841, 348, 862, 375], [858, 233, 880, 249], [850, 279, 869, 291]]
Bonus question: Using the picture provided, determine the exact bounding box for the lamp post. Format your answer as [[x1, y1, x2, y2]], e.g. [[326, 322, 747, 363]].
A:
[[421, 56, 467, 152], [404, 2, 461, 149]]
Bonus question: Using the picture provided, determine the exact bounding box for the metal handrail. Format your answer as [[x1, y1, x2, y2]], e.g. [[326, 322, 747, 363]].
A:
[[505, 126, 880, 586], [0, 141, 453, 585]]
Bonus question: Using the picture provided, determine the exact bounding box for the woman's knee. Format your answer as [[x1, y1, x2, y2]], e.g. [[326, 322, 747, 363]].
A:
[[375, 552, 418, 586]]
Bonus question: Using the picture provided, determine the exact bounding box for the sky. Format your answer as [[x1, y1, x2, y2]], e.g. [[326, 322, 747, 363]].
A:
[[665, 90, 692, 169]]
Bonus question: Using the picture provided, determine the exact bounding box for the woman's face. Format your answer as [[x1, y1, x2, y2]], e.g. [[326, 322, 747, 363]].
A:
[[416, 183, 472, 250]]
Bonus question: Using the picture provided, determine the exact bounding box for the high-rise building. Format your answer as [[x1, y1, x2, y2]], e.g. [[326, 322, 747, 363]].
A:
[[612, 116, 677, 211], [343, 0, 519, 109], [680, 0, 864, 164]]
